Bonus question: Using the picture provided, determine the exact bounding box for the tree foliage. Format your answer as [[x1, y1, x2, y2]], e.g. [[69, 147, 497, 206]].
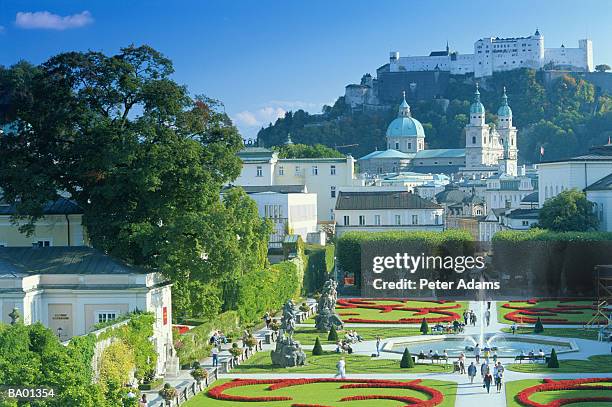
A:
[[274, 143, 344, 158], [0, 46, 271, 319], [539, 189, 599, 232], [312, 337, 323, 355]]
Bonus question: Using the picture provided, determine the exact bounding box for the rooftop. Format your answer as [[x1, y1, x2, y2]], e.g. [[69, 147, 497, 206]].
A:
[[413, 149, 466, 159], [239, 185, 307, 194], [0, 247, 149, 277], [0, 197, 82, 216], [585, 173, 612, 191], [335, 191, 441, 211]]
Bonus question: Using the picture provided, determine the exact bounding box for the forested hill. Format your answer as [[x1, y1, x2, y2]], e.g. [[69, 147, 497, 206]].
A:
[[257, 69, 612, 163]]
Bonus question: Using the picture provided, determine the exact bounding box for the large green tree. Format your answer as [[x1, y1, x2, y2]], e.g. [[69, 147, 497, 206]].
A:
[[538, 189, 599, 232], [0, 46, 270, 318]]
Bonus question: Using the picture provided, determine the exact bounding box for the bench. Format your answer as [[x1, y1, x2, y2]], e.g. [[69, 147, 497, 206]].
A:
[[417, 355, 449, 364], [514, 355, 546, 363]]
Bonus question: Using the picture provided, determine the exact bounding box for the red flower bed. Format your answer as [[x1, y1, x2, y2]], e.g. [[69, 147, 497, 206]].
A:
[[208, 378, 445, 406], [173, 325, 191, 335], [516, 378, 612, 407], [336, 298, 462, 323], [501, 299, 603, 324]]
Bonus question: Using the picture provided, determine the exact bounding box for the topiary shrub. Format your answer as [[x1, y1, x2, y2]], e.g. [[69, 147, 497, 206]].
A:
[[534, 317, 544, 333], [327, 325, 338, 342], [547, 348, 559, 368], [400, 348, 414, 368], [420, 318, 429, 335], [312, 337, 323, 355]]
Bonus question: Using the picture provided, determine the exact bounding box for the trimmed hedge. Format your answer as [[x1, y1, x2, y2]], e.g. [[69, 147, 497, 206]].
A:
[[337, 230, 473, 287], [304, 244, 335, 294], [492, 228, 612, 242]]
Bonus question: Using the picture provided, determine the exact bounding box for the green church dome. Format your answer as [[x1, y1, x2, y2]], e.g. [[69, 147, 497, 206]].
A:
[[386, 92, 425, 138], [470, 84, 485, 114]]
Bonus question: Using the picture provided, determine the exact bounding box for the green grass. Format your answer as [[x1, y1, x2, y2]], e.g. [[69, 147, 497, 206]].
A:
[[497, 300, 597, 325], [507, 354, 612, 373], [292, 327, 421, 345], [505, 379, 612, 407], [500, 327, 599, 340], [304, 300, 467, 324], [186, 378, 457, 407], [227, 350, 453, 374]]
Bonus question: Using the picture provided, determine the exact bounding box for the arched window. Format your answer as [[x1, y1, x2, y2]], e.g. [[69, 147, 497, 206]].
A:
[[472, 136, 476, 144]]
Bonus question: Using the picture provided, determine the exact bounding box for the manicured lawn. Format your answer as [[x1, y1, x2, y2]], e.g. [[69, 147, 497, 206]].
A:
[[506, 379, 612, 407], [500, 327, 599, 340], [186, 378, 457, 407], [292, 327, 421, 345], [497, 300, 599, 325], [304, 299, 467, 324], [228, 350, 453, 374], [507, 355, 612, 373]]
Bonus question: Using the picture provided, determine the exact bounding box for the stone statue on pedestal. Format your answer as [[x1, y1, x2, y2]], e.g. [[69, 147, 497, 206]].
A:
[[270, 300, 306, 367], [315, 279, 343, 332]]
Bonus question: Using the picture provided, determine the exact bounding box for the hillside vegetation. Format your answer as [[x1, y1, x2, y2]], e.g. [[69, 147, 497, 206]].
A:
[[258, 69, 612, 163]]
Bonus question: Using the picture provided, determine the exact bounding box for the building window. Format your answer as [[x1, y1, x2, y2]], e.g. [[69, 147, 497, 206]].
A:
[[96, 311, 118, 324], [34, 240, 51, 247], [435, 214, 440, 224], [256, 166, 263, 177], [412, 215, 418, 225], [312, 165, 318, 175], [395, 142, 400, 150], [278, 166, 284, 176], [374, 215, 381, 225], [295, 166, 301, 175], [522, 220, 529, 226], [330, 186, 336, 198], [343, 215, 350, 226], [472, 136, 476, 144], [359, 215, 365, 226], [395, 215, 401, 225], [408, 142, 412, 149], [330, 165, 336, 175]]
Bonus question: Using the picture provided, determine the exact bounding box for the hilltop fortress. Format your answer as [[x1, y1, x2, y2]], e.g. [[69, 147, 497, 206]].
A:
[[346, 30, 593, 107]]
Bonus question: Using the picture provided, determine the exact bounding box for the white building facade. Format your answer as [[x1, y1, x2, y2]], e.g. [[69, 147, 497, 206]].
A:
[[389, 30, 592, 78], [240, 186, 318, 248], [0, 247, 174, 375], [235, 147, 359, 222], [334, 191, 444, 237]]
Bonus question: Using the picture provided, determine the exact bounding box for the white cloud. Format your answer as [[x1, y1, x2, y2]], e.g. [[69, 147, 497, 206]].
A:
[[232, 100, 332, 140], [233, 106, 286, 128], [15, 11, 93, 30]]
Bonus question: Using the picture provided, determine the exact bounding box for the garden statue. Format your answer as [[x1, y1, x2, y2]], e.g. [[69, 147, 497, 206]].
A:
[[315, 279, 343, 331], [9, 308, 20, 325], [271, 300, 306, 367]]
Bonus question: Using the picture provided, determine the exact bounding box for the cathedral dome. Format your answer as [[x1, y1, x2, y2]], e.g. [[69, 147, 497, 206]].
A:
[[386, 92, 425, 138]]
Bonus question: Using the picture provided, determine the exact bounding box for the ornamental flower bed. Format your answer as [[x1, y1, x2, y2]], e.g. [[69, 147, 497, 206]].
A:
[[335, 298, 461, 323], [207, 378, 445, 406], [501, 299, 604, 324], [515, 378, 612, 407]]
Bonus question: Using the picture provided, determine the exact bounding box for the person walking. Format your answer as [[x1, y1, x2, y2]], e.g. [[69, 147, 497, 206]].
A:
[[483, 371, 493, 393], [464, 310, 470, 325], [467, 362, 477, 384], [494, 362, 504, 392], [474, 343, 481, 363], [139, 394, 147, 407], [334, 357, 346, 379], [485, 309, 491, 327], [375, 336, 382, 357], [458, 352, 466, 374], [263, 312, 271, 329], [211, 346, 219, 367], [480, 361, 488, 381], [511, 322, 517, 335]]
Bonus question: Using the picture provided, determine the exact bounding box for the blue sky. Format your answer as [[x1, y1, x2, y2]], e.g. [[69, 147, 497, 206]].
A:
[[1, 1, 611, 138]]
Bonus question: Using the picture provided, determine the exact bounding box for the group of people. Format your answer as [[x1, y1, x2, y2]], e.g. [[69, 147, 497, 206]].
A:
[[208, 330, 228, 347], [344, 330, 363, 343], [518, 348, 546, 362], [472, 344, 499, 364], [463, 310, 478, 326], [417, 349, 449, 362], [433, 320, 465, 334], [467, 360, 504, 393], [335, 340, 354, 354]]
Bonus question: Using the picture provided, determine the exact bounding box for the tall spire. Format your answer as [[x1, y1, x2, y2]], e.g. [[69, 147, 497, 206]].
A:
[[446, 40, 449, 53], [474, 83, 481, 103], [497, 86, 512, 118], [501, 86, 508, 106]]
